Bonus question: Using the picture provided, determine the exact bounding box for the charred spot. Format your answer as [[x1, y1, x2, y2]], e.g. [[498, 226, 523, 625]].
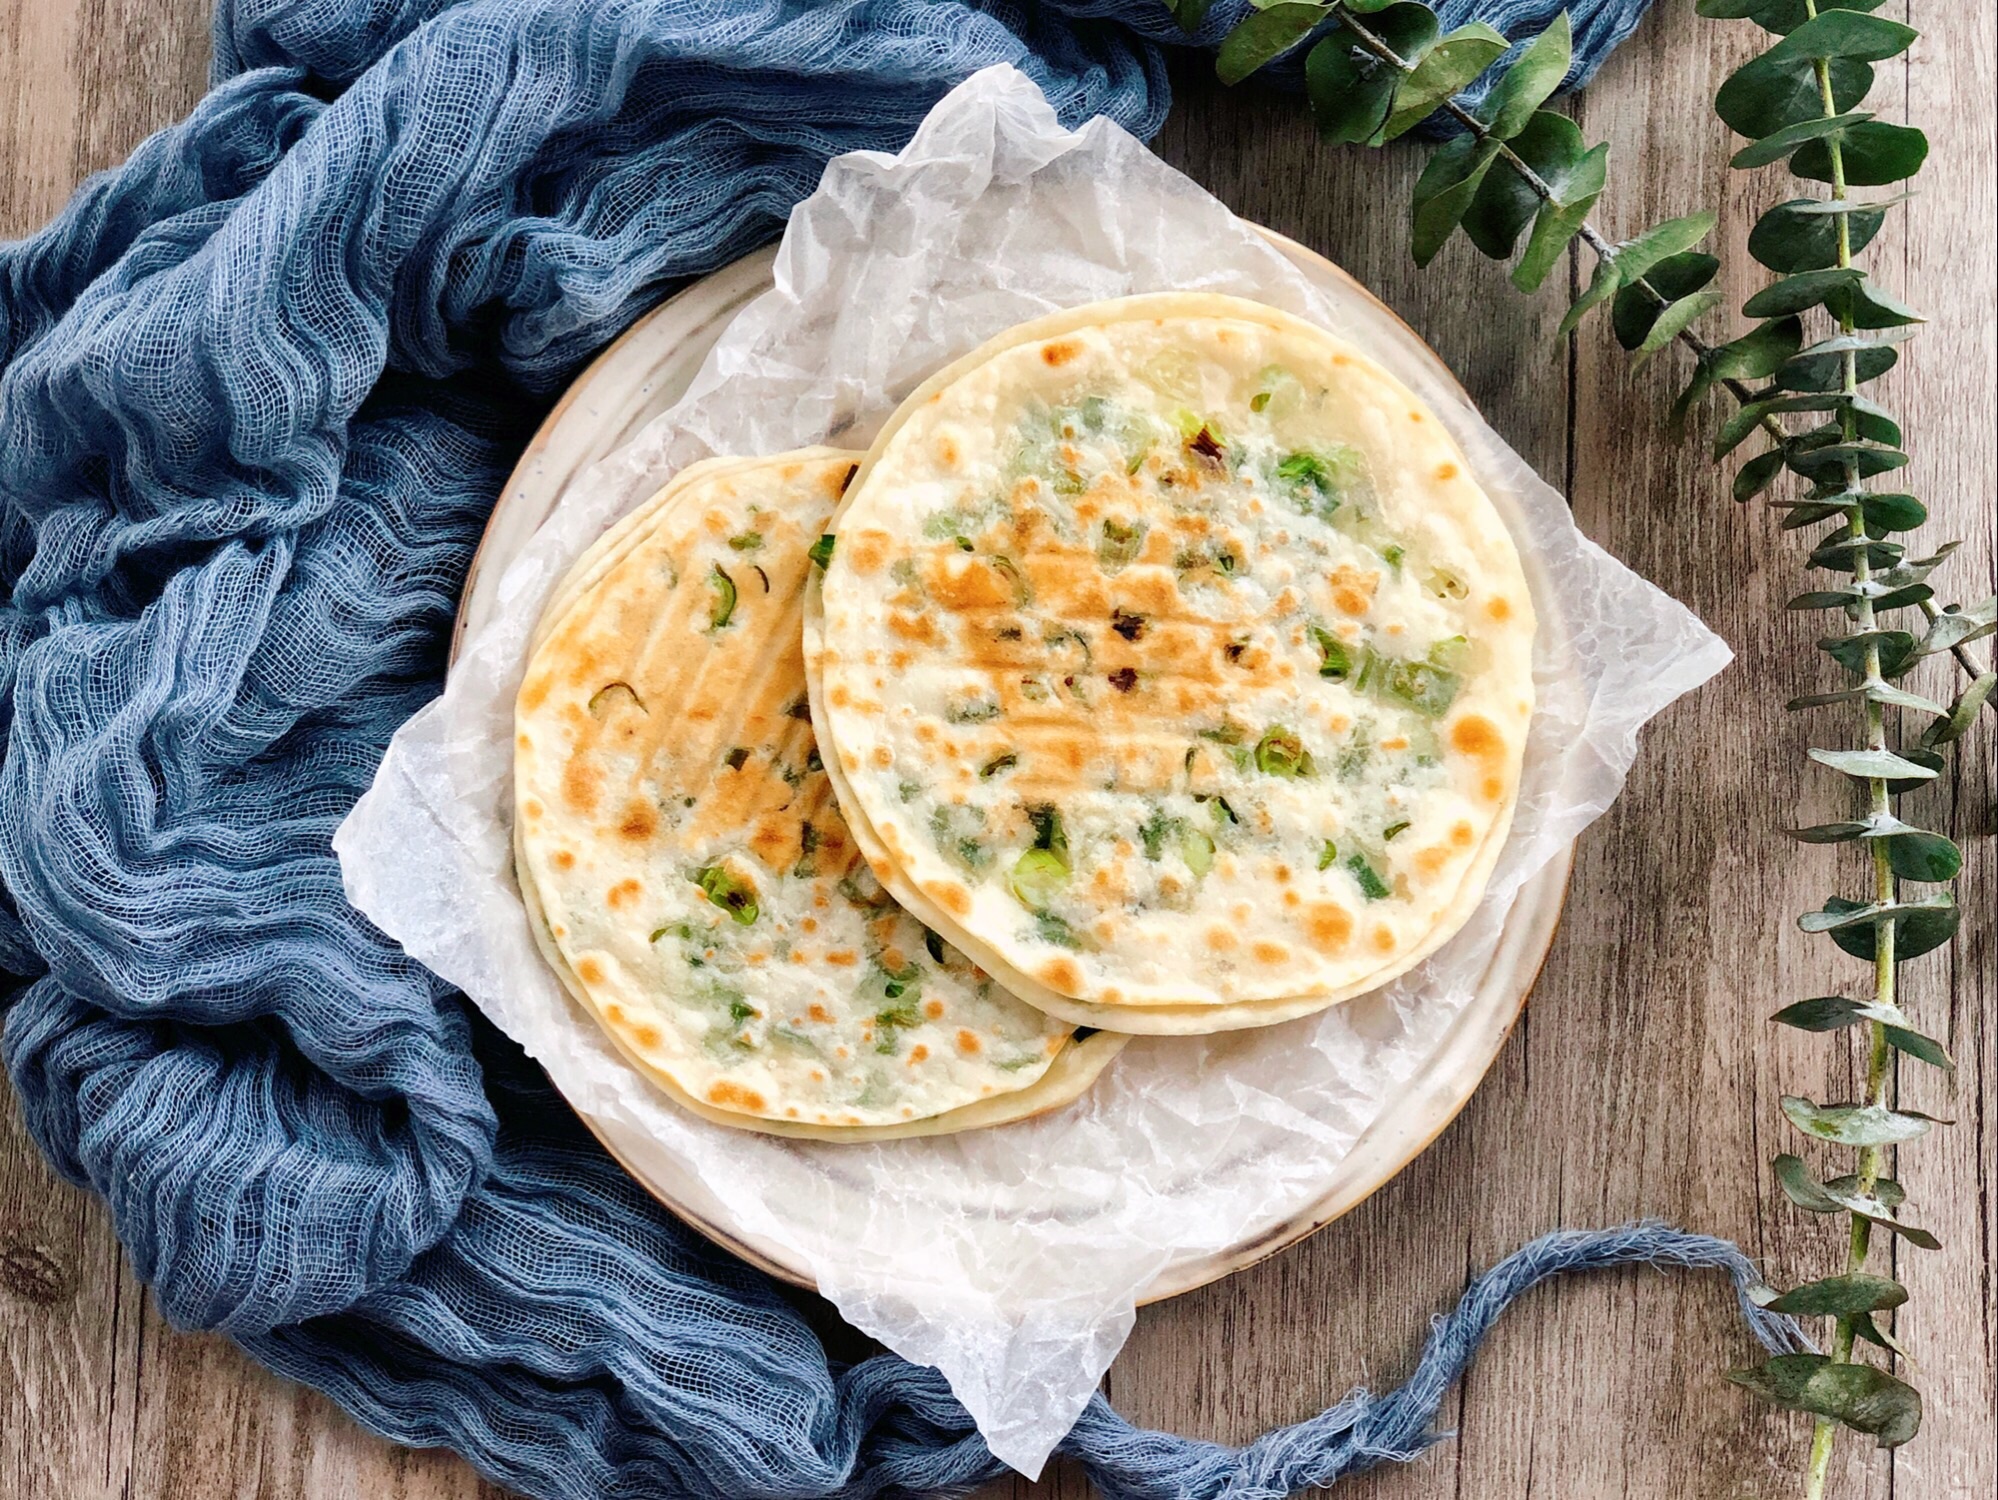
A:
[[1222, 639, 1248, 664], [1111, 608, 1147, 641], [1187, 426, 1225, 463], [1108, 666, 1139, 693], [995, 624, 1024, 641], [724, 747, 751, 772], [839, 463, 859, 493], [787, 698, 813, 720]]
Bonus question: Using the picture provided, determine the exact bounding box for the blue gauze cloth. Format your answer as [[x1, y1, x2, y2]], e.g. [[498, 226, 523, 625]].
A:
[[0, 1, 1805, 1496]]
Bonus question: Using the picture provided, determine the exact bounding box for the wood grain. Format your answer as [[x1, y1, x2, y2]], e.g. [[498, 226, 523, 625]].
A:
[[1, 3, 1990, 1498]]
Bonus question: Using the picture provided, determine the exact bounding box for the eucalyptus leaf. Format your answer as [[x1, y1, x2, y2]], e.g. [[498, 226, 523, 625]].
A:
[[1731, 110, 1872, 169], [1772, 1156, 1939, 1245], [1734, 446, 1788, 501], [1794, 122, 1929, 187], [1749, 197, 1886, 273], [1743, 266, 1866, 317], [1777, 340, 1897, 392], [1820, 890, 1960, 961], [1828, 279, 1925, 330], [1763, 1274, 1906, 1318], [1880, 744, 1946, 796], [1923, 672, 1998, 747], [1788, 441, 1909, 482], [1916, 595, 1997, 654], [1410, 134, 1499, 264], [1804, 745, 1935, 780], [1217, 3, 1329, 85], [1820, 625, 1916, 680], [1380, 22, 1507, 141], [1168, 0, 1216, 32], [1786, 589, 1860, 611], [1848, 1311, 1912, 1361], [1476, 13, 1571, 140], [1780, 1096, 1941, 1147], [1766, 8, 1916, 63], [1305, 36, 1396, 143], [1886, 828, 1963, 882], [1507, 113, 1608, 292], [1699, 0, 1886, 33], [1725, 1356, 1921, 1447], [1613, 212, 1719, 282], [1771, 993, 1904, 1029], [1715, 52, 1872, 140], [1713, 392, 1842, 459], [1710, 315, 1804, 380], [1558, 257, 1622, 337], [1636, 291, 1724, 364], [1808, 531, 1904, 571], [1797, 894, 1956, 934], [1612, 252, 1719, 349]]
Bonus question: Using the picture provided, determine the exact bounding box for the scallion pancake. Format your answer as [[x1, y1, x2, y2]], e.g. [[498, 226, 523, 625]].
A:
[[515, 451, 1120, 1135], [805, 295, 1535, 1026]]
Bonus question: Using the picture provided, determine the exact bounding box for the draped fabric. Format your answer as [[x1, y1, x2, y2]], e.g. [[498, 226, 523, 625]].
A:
[[0, 5, 1762, 1497]]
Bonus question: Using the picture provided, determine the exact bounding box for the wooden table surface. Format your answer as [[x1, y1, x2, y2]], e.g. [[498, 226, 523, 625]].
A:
[[2, 4, 1991, 1498]]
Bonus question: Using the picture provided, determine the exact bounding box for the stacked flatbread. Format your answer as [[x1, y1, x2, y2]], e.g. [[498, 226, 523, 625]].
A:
[[514, 293, 1535, 1135]]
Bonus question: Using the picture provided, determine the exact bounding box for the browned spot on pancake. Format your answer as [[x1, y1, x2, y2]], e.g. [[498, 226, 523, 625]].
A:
[[787, 1106, 801, 1118], [1041, 339, 1081, 367], [845, 529, 892, 575], [808, 1003, 833, 1023], [955, 1028, 982, 1055], [1452, 820, 1475, 846], [561, 756, 602, 814], [519, 677, 550, 713], [552, 850, 576, 871], [707, 1080, 767, 1112], [631, 1023, 662, 1049], [927, 880, 973, 916], [1038, 956, 1084, 994], [924, 998, 946, 1019], [1487, 596, 1512, 621], [1435, 462, 1459, 482], [1252, 940, 1290, 965], [1329, 565, 1378, 618], [1304, 902, 1354, 952], [908, 1043, 930, 1063], [1482, 775, 1504, 801], [522, 798, 543, 820], [1451, 714, 1503, 759], [604, 1002, 625, 1022], [889, 610, 941, 646], [1283, 889, 1302, 908], [869, 745, 893, 769], [915, 721, 939, 743], [937, 434, 961, 468], [824, 950, 858, 967], [606, 879, 641, 909], [518, 734, 533, 751], [1408, 410, 1424, 423], [1100, 986, 1125, 1006], [1371, 925, 1396, 953], [829, 682, 852, 709], [576, 956, 604, 983], [1205, 926, 1238, 952], [617, 803, 657, 841], [1416, 847, 1451, 876], [926, 557, 1011, 612]]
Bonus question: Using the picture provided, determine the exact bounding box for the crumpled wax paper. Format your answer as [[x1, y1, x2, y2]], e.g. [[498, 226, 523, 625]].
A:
[[336, 65, 1731, 1475]]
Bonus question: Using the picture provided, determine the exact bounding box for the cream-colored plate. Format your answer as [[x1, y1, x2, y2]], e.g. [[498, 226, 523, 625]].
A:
[[453, 233, 1572, 1304]]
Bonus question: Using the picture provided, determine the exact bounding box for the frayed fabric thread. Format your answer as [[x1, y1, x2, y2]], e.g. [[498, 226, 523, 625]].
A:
[[0, 3, 1784, 1497]]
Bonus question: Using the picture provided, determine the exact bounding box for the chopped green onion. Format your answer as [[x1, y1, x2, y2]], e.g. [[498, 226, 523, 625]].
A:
[[707, 565, 737, 630], [1181, 828, 1215, 876], [1316, 839, 1338, 871], [979, 751, 1018, 779], [1010, 847, 1070, 910], [1254, 726, 1315, 778], [924, 929, 947, 964], [807, 534, 836, 569], [587, 680, 644, 716], [694, 864, 759, 925], [728, 531, 763, 551], [1347, 853, 1391, 901], [1308, 625, 1352, 682], [1383, 820, 1410, 841]]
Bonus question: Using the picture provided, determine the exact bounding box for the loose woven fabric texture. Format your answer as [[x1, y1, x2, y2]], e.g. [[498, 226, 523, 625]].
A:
[[0, 1, 1802, 1496]]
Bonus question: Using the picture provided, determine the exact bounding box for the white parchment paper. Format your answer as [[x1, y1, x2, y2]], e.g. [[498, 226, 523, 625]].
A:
[[336, 67, 1731, 1475]]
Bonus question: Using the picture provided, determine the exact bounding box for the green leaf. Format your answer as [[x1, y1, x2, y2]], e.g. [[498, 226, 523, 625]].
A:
[[1217, 3, 1328, 86], [1734, 446, 1788, 502], [1777, 340, 1898, 392], [1749, 197, 1887, 273], [1917, 594, 1996, 654], [1771, 993, 1896, 1029], [1410, 135, 1500, 265], [1168, 0, 1216, 33], [1635, 291, 1724, 365], [1819, 625, 1917, 675], [1763, 1274, 1907, 1318], [1476, 13, 1571, 140], [1805, 745, 1936, 780], [1612, 212, 1719, 284], [1743, 267, 1866, 317], [1798, 893, 1956, 935], [1558, 258, 1622, 337], [1504, 112, 1607, 292], [1731, 110, 1873, 169], [1773, 1156, 1941, 1245], [1699, 0, 1886, 33], [1818, 891, 1961, 962], [1887, 828, 1963, 883], [1380, 22, 1508, 142], [1785, 681, 1946, 715], [1781, 1096, 1941, 1146], [1923, 671, 1997, 748], [1788, 442, 1909, 482], [1726, 1355, 1921, 1447], [1716, 52, 1872, 140], [1304, 36, 1395, 144], [1881, 743, 1946, 796], [1794, 122, 1929, 187], [1710, 316, 1804, 380], [1713, 392, 1840, 459], [1612, 252, 1719, 349], [1767, 8, 1917, 64], [1829, 280, 1925, 330], [1857, 489, 1921, 530], [1668, 363, 1720, 434]]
